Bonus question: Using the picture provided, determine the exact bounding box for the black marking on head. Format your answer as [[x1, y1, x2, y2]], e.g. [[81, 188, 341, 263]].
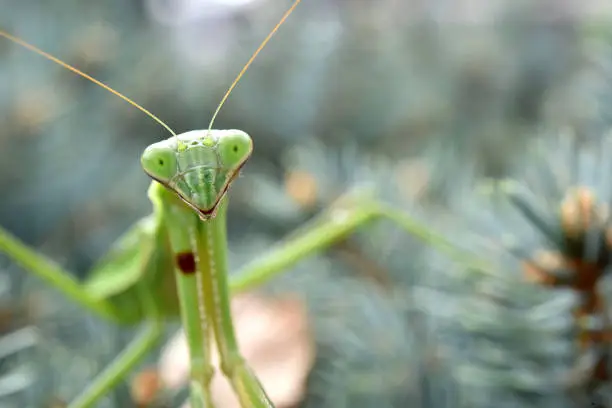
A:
[[203, 170, 214, 184], [176, 252, 196, 274]]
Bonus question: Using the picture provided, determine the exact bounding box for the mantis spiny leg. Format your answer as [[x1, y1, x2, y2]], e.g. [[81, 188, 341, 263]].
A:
[[197, 197, 274, 407]]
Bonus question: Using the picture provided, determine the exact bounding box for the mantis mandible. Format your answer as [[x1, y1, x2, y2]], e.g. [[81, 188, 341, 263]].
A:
[[0, 1, 447, 407]]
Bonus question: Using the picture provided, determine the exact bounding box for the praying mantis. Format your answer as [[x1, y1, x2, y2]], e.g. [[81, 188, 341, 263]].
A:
[[0, 1, 447, 407]]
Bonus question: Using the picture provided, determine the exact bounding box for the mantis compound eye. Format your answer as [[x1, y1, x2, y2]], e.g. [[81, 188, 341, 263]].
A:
[[141, 142, 178, 184], [217, 130, 253, 169]]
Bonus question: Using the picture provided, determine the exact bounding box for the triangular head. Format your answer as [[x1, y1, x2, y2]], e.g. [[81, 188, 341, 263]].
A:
[[141, 130, 253, 219]]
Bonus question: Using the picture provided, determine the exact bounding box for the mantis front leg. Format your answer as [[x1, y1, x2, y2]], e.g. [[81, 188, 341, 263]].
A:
[[163, 194, 216, 408], [196, 198, 274, 408], [160, 182, 272, 408]]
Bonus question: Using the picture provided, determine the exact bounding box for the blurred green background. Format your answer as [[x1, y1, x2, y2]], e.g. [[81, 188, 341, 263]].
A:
[[1, 0, 612, 407]]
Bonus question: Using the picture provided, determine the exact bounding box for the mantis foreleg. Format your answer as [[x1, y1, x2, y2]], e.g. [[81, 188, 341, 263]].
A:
[[196, 197, 274, 408], [160, 179, 274, 407], [161, 188, 216, 408]]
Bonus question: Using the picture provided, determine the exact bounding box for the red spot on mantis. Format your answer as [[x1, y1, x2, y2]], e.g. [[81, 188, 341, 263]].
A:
[[176, 252, 196, 274]]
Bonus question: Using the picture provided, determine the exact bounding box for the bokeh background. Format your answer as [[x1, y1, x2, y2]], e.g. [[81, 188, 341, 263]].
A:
[[1, 0, 612, 407]]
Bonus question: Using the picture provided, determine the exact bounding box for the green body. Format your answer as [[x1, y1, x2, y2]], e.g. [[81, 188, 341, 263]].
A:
[[0, 129, 448, 408]]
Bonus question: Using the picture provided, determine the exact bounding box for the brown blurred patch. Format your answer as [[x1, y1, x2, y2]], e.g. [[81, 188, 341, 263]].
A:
[[284, 170, 318, 209], [11, 87, 61, 133], [131, 367, 163, 407], [394, 158, 429, 202]]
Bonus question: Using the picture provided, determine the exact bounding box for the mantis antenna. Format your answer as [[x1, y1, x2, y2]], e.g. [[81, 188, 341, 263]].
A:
[[0, 0, 301, 141], [0, 30, 177, 138], [207, 0, 302, 131]]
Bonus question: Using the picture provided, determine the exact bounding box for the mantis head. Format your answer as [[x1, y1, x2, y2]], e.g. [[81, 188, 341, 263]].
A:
[[141, 129, 253, 219]]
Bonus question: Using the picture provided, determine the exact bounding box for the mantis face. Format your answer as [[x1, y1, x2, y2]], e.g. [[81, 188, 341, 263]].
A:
[[141, 129, 253, 218]]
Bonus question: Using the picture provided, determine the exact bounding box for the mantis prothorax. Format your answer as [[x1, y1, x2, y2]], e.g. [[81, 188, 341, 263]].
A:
[[0, 1, 450, 407]]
